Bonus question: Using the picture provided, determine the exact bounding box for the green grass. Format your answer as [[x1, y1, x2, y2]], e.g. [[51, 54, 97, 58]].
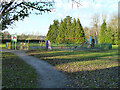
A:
[[29, 43, 46, 47], [2, 52, 37, 88], [0, 44, 6, 49], [112, 45, 118, 49], [27, 45, 119, 88]]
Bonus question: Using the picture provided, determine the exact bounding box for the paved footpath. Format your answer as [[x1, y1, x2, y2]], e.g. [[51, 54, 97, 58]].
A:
[[2, 49, 71, 88]]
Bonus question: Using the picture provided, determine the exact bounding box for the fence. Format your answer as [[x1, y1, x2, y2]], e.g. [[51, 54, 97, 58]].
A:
[[6, 42, 112, 50], [94, 43, 112, 49]]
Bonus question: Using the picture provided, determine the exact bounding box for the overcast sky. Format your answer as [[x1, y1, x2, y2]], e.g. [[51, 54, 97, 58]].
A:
[[4, 0, 119, 36]]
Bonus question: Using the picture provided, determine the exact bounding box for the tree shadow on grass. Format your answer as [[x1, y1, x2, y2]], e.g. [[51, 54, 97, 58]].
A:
[[27, 48, 117, 58], [32, 51, 118, 66], [28, 48, 117, 57], [64, 66, 119, 88]]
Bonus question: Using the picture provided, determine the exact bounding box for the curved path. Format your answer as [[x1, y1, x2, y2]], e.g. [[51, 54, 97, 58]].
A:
[[2, 49, 71, 88]]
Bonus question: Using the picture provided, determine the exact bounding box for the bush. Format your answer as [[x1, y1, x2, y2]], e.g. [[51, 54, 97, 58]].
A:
[[100, 43, 112, 49]]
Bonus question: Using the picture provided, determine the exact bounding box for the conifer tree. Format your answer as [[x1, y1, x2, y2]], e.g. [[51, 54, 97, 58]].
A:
[[52, 20, 59, 43], [66, 16, 72, 43], [62, 18, 67, 43], [70, 18, 76, 43], [74, 18, 85, 44], [47, 16, 85, 44], [113, 28, 118, 45], [46, 25, 53, 42], [46, 20, 59, 43], [99, 19, 107, 43], [72, 18, 77, 38], [56, 20, 65, 43], [108, 15, 118, 45], [106, 26, 112, 43]]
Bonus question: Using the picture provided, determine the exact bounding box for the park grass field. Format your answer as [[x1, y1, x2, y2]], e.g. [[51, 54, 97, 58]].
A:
[[2, 52, 37, 88], [27, 45, 119, 88], [0, 44, 6, 49]]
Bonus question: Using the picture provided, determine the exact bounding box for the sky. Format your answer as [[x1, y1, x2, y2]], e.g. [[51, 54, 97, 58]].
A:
[[3, 0, 119, 36]]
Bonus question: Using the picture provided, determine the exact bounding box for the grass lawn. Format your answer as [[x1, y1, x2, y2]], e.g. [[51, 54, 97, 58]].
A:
[[0, 44, 6, 49], [2, 52, 37, 88], [27, 45, 119, 88]]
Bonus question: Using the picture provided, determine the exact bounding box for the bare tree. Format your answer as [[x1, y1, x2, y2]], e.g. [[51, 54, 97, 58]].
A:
[[91, 13, 100, 37], [84, 27, 90, 39], [102, 14, 107, 21]]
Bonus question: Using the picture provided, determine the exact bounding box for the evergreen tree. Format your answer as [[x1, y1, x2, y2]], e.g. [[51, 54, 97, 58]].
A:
[[62, 18, 67, 43], [56, 20, 65, 43], [52, 20, 59, 43], [99, 19, 107, 43], [66, 16, 72, 43], [72, 18, 77, 38], [47, 16, 85, 44], [114, 28, 118, 45], [106, 26, 112, 43], [70, 18, 76, 43], [74, 18, 85, 44], [108, 15, 118, 45], [46, 25, 53, 42], [46, 20, 59, 43]]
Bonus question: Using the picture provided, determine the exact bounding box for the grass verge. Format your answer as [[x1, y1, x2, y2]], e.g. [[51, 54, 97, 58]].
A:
[[0, 44, 6, 49], [27, 46, 119, 88], [2, 52, 37, 88]]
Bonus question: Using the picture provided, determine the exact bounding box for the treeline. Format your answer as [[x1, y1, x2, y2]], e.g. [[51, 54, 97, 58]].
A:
[[99, 16, 118, 45], [47, 15, 118, 45], [46, 16, 85, 44], [0, 31, 46, 40], [1, 39, 45, 44]]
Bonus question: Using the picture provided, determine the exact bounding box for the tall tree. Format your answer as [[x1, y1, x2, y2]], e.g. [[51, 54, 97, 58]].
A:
[[84, 27, 90, 39], [108, 15, 118, 45], [46, 20, 59, 43], [105, 26, 112, 43], [66, 16, 72, 43], [71, 18, 76, 38], [62, 17, 67, 43], [92, 13, 100, 37], [52, 20, 59, 43], [46, 24, 53, 42], [74, 18, 85, 44], [56, 20, 65, 43], [99, 19, 107, 43]]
